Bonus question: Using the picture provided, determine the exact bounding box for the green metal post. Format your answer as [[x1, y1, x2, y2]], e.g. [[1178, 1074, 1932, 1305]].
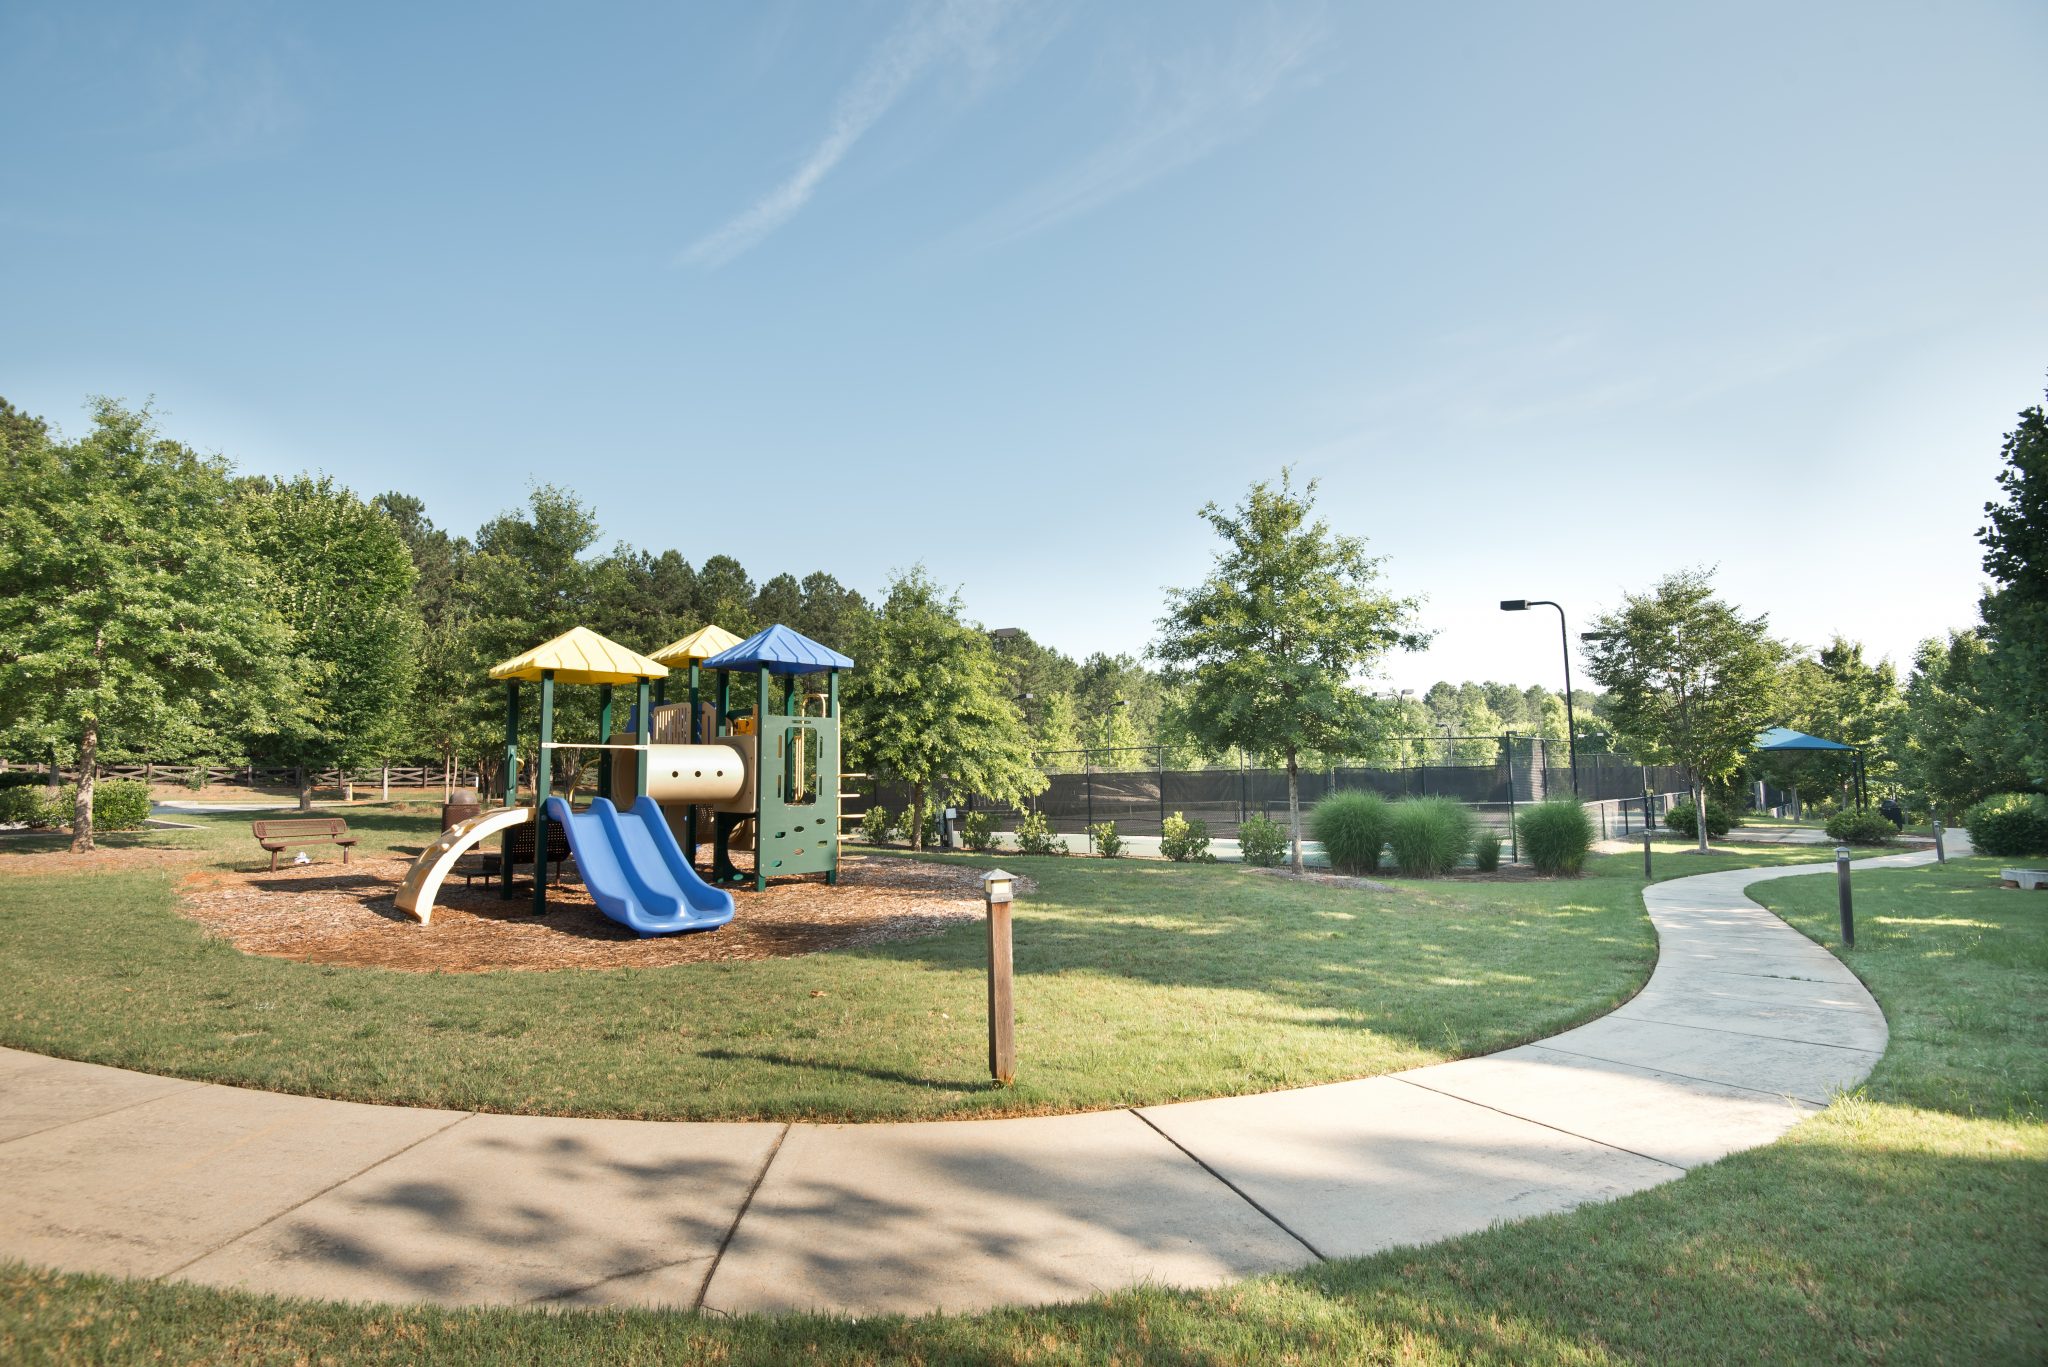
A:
[[636, 679, 652, 800], [531, 671, 554, 916], [827, 669, 841, 885], [686, 663, 702, 863], [596, 684, 614, 803], [786, 671, 797, 716], [757, 665, 771, 892], [501, 680, 519, 898], [718, 670, 731, 735]]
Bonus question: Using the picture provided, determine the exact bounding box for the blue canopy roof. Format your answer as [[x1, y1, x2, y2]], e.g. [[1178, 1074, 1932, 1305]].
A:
[[702, 623, 854, 675], [1755, 726, 1854, 752]]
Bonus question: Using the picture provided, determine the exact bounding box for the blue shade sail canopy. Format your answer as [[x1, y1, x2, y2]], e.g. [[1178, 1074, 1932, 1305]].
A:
[[1755, 726, 1855, 751], [702, 623, 855, 675]]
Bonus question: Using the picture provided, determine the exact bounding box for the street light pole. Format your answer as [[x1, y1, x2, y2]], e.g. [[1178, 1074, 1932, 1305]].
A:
[[1501, 599, 1580, 797]]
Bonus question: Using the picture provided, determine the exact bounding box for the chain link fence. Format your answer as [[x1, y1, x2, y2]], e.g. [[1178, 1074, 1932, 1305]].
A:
[[855, 736, 1691, 839]]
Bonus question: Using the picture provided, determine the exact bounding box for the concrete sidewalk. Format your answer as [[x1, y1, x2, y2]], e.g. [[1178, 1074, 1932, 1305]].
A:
[[0, 849, 1938, 1317]]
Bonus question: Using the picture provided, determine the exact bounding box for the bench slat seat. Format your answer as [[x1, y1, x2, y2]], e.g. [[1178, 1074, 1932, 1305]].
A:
[[251, 817, 357, 872]]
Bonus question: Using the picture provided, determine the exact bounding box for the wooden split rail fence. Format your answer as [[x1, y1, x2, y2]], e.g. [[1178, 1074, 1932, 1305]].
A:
[[0, 761, 483, 791]]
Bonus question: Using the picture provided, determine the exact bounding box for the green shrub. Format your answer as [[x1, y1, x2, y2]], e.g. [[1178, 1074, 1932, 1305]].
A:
[[857, 805, 894, 844], [921, 804, 942, 846], [1015, 810, 1069, 856], [1665, 798, 1737, 839], [1516, 798, 1595, 876], [961, 811, 998, 853], [0, 787, 48, 825], [1088, 820, 1123, 858], [1963, 792, 2048, 857], [1824, 808, 1895, 847], [1159, 811, 1214, 863], [1236, 814, 1288, 867], [41, 780, 152, 832], [1472, 831, 1501, 872], [1309, 791, 1392, 874], [0, 771, 51, 789], [1387, 797, 1476, 877]]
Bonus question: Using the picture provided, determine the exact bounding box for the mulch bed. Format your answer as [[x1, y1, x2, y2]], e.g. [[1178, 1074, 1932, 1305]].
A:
[[174, 852, 1029, 973]]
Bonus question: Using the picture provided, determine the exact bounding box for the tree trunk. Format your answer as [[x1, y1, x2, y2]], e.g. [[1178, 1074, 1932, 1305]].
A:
[[909, 783, 926, 852], [298, 766, 313, 813], [71, 715, 98, 854], [1286, 748, 1303, 875], [1695, 781, 1710, 854]]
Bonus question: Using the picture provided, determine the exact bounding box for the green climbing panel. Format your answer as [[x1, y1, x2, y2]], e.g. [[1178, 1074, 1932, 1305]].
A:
[[755, 713, 838, 885]]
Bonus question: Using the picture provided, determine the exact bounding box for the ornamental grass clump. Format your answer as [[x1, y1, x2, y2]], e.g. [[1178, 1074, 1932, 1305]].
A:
[[1387, 797, 1476, 878], [1472, 831, 1502, 872], [1516, 798, 1595, 876], [1309, 790, 1392, 874]]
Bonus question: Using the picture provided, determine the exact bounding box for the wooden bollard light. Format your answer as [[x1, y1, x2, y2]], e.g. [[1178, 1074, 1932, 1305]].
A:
[[983, 869, 1017, 1086]]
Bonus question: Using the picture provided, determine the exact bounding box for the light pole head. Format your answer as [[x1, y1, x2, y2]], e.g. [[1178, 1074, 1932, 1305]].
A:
[[982, 869, 1016, 905], [1499, 599, 1529, 612]]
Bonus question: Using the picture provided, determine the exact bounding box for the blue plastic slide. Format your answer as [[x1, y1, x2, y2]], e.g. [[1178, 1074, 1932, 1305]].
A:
[[542, 795, 735, 936]]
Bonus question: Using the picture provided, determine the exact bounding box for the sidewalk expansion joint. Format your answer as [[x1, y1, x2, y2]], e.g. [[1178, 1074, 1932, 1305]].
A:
[[693, 1121, 789, 1311], [1388, 1075, 1687, 1173], [531, 1252, 713, 1306], [1605, 1011, 1884, 1055], [1127, 1108, 1327, 1263], [1527, 1042, 1839, 1107], [156, 1109, 477, 1280], [0, 1079, 209, 1149]]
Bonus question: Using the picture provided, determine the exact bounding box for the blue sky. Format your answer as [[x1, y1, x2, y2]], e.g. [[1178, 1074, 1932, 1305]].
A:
[[4, 1, 2043, 692]]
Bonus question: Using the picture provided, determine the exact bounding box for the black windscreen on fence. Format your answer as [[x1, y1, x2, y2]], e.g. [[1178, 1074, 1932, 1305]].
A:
[[859, 750, 1692, 838]]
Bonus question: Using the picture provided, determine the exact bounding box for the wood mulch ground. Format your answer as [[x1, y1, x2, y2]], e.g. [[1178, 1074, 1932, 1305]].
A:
[[174, 852, 1031, 973]]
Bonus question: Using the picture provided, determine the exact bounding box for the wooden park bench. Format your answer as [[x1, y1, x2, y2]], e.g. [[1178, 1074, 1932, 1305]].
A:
[[251, 817, 357, 872]]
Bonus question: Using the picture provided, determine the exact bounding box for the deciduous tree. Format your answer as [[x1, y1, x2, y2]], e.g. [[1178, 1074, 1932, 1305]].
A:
[[242, 476, 423, 808], [843, 568, 1043, 848], [1153, 471, 1424, 873], [0, 399, 296, 849], [1581, 570, 1789, 851]]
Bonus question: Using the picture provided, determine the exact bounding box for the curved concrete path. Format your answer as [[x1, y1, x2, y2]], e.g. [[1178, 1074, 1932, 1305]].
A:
[[0, 850, 1935, 1316]]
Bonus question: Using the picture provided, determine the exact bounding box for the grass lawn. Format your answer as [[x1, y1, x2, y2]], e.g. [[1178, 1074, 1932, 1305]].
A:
[[0, 804, 1810, 1123], [3, 854, 2039, 1363]]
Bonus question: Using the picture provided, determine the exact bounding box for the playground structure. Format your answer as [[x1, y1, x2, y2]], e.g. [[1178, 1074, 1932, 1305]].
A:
[[391, 622, 854, 935]]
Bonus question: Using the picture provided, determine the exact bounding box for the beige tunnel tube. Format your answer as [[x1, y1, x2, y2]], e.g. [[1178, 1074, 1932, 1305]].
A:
[[610, 742, 747, 805]]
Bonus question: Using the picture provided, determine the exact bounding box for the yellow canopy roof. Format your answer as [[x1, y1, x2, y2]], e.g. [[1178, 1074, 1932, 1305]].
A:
[[649, 623, 743, 666], [488, 626, 668, 685]]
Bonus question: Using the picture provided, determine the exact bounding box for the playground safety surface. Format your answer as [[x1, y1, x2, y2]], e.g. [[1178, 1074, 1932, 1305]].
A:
[[174, 853, 1023, 973]]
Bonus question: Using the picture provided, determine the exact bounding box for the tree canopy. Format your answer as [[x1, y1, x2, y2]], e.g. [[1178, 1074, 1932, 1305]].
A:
[[843, 568, 1043, 847], [241, 475, 422, 807], [1154, 470, 1423, 871], [1581, 570, 1788, 848], [1977, 387, 2047, 780], [0, 399, 298, 847]]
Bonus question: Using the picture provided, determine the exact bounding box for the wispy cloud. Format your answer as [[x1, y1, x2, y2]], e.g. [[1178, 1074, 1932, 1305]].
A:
[[969, 5, 1327, 248], [681, 0, 1021, 269]]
